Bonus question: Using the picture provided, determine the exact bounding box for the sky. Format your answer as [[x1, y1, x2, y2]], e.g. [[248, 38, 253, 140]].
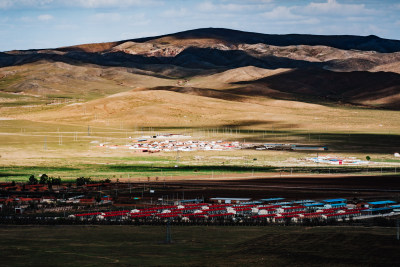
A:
[[1, 0, 400, 51]]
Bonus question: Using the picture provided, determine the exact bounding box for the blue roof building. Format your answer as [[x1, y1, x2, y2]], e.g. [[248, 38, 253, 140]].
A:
[[368, 200, 396, 206], [260, 198, 285, 202], [323, 198, 347, 203]]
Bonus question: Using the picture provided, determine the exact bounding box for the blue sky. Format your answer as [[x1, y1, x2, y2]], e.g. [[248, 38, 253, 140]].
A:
[[1, 0, 400, 51]]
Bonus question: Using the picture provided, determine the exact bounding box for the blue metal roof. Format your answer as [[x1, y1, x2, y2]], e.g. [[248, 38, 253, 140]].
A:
[[276, 202, 293, 205], [390, 204, 400, 208], [368, 200, 396, 205], [293, 200, 315, 204], [261, 198, 285, 202], [323, 198, 347, 203]]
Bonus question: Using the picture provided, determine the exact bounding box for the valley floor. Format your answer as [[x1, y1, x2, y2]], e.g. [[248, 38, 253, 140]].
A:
[[0, 225, 399, 266]]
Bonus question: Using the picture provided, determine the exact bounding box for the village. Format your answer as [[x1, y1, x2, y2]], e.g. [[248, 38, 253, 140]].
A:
[[1, 179, 399, 225], [95, 133, 329, 153]]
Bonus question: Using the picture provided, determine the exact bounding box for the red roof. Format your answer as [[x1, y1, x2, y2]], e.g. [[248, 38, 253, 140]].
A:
[[79, 198, 95, 203]]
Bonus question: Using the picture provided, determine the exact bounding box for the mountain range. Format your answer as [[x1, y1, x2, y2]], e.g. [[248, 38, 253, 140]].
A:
[[1, 28, 400, 130]]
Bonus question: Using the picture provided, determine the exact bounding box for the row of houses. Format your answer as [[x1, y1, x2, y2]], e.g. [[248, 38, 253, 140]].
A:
[[307, 156, 371, 165], [98, 139, 244, 152], [0, 195, 114, 213], [0, 183, 48, 192], [71, 197, 400, 223]]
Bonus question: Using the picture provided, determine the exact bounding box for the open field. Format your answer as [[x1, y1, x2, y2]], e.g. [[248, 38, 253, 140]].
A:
[[1, 118, 400, 182], [2, 26, 400, 267], [1, 29, 400, 184], [0, 225, 399, 266]]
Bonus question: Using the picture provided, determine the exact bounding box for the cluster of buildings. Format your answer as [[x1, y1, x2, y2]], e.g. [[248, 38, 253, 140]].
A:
[[98, 139, 244, 152], [0, 194, 114, 214], [0, 183, 48, 192], [71, 197, 400, 223], [96, 134, 330, 153], [307, 156, 371, 165], [258, 144, 328, 151], [94, 131, 331, 153]]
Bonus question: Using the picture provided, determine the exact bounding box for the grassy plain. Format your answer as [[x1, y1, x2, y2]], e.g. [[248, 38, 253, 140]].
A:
[[1, 61, 400, 182], [1, 117, 400, 181], [0, 225, 399, 266]]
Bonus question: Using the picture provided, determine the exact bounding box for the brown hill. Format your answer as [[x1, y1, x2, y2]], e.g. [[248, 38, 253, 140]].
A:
[[57, 28, 400, 53], [1, 28, 400, 130], [233, 69, 400, 109]]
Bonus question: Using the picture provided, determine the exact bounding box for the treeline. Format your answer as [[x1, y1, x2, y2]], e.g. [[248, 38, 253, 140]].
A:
[[27, 175, 111, 187], [75, 177, 111, 186], [28, 174, 61, 187]]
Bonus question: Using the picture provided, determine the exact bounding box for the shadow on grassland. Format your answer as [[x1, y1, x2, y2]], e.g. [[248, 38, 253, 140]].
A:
[[144, 124, 400, 154]]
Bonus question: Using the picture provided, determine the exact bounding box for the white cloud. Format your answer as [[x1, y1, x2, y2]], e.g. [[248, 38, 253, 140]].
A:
[[198, 1, 215, 12], [38, 14, 53, 21], [162, 7, 189, 18], [197, 1, 266, 13], [0, 0, 161, 9], [263, 6, 302, 20], [278, 18, 320, 25], [67, 0, 161, 8], [0, 0, 53, 8], [89, 12, 150, 26], [302, 0, 373, 16], [222, 3, 247, 12], [0, 0, 12, 8]]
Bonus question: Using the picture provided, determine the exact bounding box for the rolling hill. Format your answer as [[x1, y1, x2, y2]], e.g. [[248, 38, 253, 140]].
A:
[[1, 28, 400, 131]]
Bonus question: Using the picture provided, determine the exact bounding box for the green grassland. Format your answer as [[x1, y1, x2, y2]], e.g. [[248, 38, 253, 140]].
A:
[[0, 225, 399, 266], [1, 119, 400, 181], [1, 61, 400, 183]]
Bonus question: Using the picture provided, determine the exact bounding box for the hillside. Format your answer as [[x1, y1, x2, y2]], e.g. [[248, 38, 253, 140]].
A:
[[1, 28, 400, 131]]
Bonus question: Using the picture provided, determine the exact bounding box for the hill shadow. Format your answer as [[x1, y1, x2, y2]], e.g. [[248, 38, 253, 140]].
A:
[[231, 68, 400, 110], [148, 86, 246, 102], [0, 47, 321, 71], [129, 28, 400, 53]]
